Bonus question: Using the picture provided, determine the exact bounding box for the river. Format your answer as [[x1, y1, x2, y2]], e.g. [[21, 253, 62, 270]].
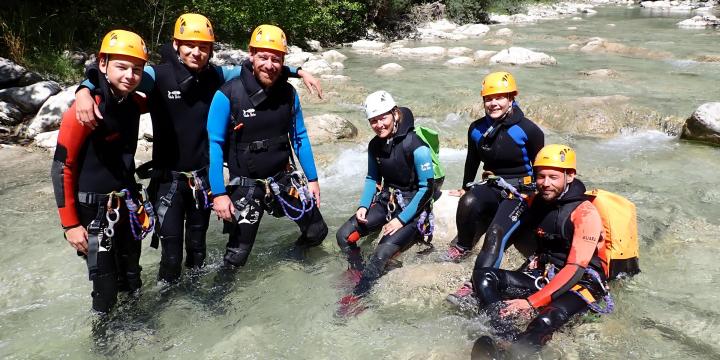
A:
[[1, 5, 719, 359]]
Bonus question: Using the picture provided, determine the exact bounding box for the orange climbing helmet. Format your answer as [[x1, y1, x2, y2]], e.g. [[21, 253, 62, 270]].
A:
[[99, 30, 149, 61], [481, 71, 518, 98], [249, 24, 288, 53], [174, 13, 215, 42]]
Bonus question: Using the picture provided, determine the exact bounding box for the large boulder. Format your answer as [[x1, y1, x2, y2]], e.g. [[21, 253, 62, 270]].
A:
[[681, 102, 720, 146], [375, 63, 405, 75], [0, 101, 24, 126], [306, 40, 323, 52], [677, 15, 720, 28], [138, 113, 153, 140], [304, 114, 358, 144], [322, 50, 347, 62], [284, 51, 315, 67], [0, 57, 41, 89], [455, 23, 490, 37], [0, 81, 62, 114], [444, 57, 475, 67], [34, 130, 59, 150], [578, 37, 672, 60], [350, 40, 386, 51], [489, 47, 557, 65], [391, 46, 447, 58], [25, 85, 78, 137], [301, 59, 334, 75], [474, 50, 498, 61]]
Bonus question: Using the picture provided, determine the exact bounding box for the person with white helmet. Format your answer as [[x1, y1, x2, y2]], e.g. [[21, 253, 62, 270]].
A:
[[335, 90, 440, 315]]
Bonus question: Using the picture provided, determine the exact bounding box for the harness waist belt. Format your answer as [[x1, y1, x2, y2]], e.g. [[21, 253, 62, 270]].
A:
[[77, 191, 112, 205], [236, 135, 289, 152]]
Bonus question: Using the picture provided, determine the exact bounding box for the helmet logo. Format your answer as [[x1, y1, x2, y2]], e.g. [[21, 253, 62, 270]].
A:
[[206, 21, 213, 36], [559, 151, 566, 162], [179, 20, 186, 34], [109, 33, 118, 47]]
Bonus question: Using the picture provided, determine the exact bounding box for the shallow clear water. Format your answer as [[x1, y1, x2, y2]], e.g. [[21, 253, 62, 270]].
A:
[[1, 6, 719, 359]]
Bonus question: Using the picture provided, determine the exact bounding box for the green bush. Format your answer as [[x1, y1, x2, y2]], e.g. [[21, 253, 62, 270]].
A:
[[445, 0, 490, 24]]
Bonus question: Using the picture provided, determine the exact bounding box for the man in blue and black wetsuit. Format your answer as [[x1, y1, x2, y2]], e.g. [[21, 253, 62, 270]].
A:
[[74, 15, 322, 284], [207, 24, 328, 268]]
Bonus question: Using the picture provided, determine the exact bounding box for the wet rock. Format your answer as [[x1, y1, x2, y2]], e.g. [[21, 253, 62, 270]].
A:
[[391, 46, 446, 58], [455, 23, 491, 37], [138, 113, 153, 140], [351, 40, 386, 51], [34, 130, 58, 150], [301, 59, 334, 75], [448, 47, 473, 56], [0, 101, 24, 126], [444, 57, 475, 67], [681, 102, 720, 146], [304, 114, 358, 144], [568, 43, 581, 50], [578, 37, 672, 60], [0, 81, 62, 114], [25, 85, 78, 138], [321, 50, 347, 62], [677, 15, 720, 28], [474, 50, 498, 61], [495, 28, 513, 36], [284, 51, 315, 67], [320, 74, 350, 82], [490, 47, 557, 65], [580, 69, 619, 78], [306, 40, 323, 52], [375, 63, 404, 75], [483, 38, 510, 46], [329, 62, 345, 70]]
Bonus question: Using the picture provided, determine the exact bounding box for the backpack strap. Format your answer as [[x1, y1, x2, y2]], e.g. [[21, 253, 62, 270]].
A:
[[557, 199, 585, 241]]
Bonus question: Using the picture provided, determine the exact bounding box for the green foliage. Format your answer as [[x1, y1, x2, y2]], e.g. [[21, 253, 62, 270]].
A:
[[26, 51, 83, 84], [445, 0, 490, 24]]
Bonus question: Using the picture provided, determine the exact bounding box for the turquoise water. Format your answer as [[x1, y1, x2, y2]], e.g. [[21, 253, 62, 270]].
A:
[[1, 6, 719, 359]]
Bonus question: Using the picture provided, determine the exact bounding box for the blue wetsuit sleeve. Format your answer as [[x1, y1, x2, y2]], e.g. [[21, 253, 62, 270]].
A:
[[397, 146, 434, 224], [359, 152, 380, 209], [290, 90, 318, 181], [462, 124, 482, 189], [207, 90, 232, 196]]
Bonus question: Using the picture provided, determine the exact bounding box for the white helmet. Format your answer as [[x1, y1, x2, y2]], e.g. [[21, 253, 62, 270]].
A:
[[364, 90, 396, 119]]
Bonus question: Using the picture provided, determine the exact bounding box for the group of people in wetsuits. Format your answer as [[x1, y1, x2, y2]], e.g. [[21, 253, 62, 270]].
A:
[[51, 12, 630, 358]]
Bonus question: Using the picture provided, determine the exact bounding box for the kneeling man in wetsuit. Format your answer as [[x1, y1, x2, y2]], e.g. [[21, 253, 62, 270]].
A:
[[207, 25, 328, 267]]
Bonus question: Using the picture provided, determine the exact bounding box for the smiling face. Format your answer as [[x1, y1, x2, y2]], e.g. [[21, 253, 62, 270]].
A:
[[250, 48, 284, 88], [535, 167, 576, 202], [368, 110, 396, 139], [173, 39, 212, 71], [483, 93, 513, 120], [99, 54, 145, 96]]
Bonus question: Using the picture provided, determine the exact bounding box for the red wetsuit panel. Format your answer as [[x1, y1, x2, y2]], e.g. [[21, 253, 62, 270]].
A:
[[56, 102, 93, 228]]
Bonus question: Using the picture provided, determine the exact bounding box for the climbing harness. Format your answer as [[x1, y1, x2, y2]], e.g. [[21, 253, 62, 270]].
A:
[[121, 188, 156, 241], [381, 187, 436, 249], [535, 263, 615, 314]]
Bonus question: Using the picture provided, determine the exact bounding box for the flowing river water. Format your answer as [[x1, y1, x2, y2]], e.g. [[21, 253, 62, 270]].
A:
[[1, 6, 719, 359]]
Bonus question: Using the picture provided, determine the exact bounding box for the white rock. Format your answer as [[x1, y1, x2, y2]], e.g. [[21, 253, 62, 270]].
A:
[[455, 23, 490, 36], [320, 74, 350, 82], [351, 40, 386, 51], [284, 51, 315, 67], [422, 19, 458, 32], [417, 29, 468, 40], [677, 15, 720, 28], [138, 113, 153, 140], [300, 59, 334, 75], [304, 114, 358, 144], [681, 102, 720, 146], [568, 44, 581, 50], [375, 63, 405, 75], [34, 130, 59, 150], [26, 85, 78, 137], [448, 47, 473, 56], [0, 57, 30, 88], [321, 50, 347, 62], [495, 28, 514, 36], [211, 49, 248, 66], [388, 40, 409, 49], [444, 57, 475, 66], [391, 46, 446, 58], [583, 8, 598, 14], [287, 45, 304, 54], [330, 62, 345, 70], [641, 0, 672, 7], [489, 47, 557, 65], [306, 40, 323, 52], [474, 50, 498, 60], [0, 101, 24, 126], [0, 81, 62, 114], [490, 13, 539, 24], [580, 68, 619, 78]]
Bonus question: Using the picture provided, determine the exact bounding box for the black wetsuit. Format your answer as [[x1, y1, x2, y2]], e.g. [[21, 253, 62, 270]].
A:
[[472, 179, 608, 350], [456, 106, 543, 268], [336, 108, 438, 296], [52, 78, 143, 313], [207, 62, 328, 267]]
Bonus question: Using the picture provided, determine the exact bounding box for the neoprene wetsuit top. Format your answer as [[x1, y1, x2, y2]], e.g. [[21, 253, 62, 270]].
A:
[[358, 107, 435, 225]]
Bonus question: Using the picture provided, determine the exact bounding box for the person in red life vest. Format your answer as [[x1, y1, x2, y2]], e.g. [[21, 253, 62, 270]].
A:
[[51, 30, 150, 314], [72, 14, 322, 285], [469, 144, 611, 358]]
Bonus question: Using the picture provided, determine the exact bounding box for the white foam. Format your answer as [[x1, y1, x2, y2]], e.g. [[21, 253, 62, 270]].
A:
[[439, 147, 466, 163], [319, 147, 367, 188]]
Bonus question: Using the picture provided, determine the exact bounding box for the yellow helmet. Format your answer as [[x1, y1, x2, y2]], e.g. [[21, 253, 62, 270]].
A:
[[174, 13, 215, 42], [99, 30, 149, 62], [249, 24, 288, 53], [481, 71, 518, 97], [534, 144, 577, 170]]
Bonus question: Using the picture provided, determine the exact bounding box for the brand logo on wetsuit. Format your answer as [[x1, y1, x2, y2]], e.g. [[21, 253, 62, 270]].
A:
[[421, 162, 431, 171], [167, 90, 181, 100], [243, 108, 256, 118]]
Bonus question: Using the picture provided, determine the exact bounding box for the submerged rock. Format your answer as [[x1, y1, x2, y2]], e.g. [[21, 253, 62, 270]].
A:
[[578, 37, 672, 60], [681, 102, 720, 146], [580, 69, 619, 78], [489, 47, 557, 65], [304, 114, 358, 144], [495, 28, 514, 36], [375, 63, 405, 75], [694, 54, 720, 62]]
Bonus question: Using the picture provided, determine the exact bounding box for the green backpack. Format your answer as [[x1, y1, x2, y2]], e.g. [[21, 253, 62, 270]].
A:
[[412, 126, 445, 180]]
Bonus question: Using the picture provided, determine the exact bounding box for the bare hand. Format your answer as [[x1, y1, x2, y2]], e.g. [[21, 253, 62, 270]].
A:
[[449, 189, 466, 197], [75, 88, 102, 129], [382, 218, 403, 236], [213, 195, 235, 221], [500, 299, 534, 320], [298, 69, 323, 99], [355, 207, 368, 223], [308, 181, 321, 208], [65, 226, 89, 254]]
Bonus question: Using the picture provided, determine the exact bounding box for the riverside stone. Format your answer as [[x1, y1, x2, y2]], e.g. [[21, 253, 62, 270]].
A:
[[474, 50, 498, 61], [0, 101, 24, 126], [304, 114, 358, 144], [0, 57, 29, 89], [677, 15, 720, 28], [444, 57, 475, 66], [351, 40, 386, 51], [34, 130, 59, 150], [495, 28, 514, 36], [301, 59, 334, 75], [375, 63, 405, 75], [489, 47, 557, 65], [0, 81, 62, 114], [322, 50, 347, 62], [448, 47, 473, 56], [681, 102, 720, 146], [580, 69, 618, 78], [391, 46, 446, 58], [26, 85, 78, 138]]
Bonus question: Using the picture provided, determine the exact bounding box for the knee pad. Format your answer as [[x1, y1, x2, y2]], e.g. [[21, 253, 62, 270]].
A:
[[92, 273, 118, 313], [224, 247, 250, 267]]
